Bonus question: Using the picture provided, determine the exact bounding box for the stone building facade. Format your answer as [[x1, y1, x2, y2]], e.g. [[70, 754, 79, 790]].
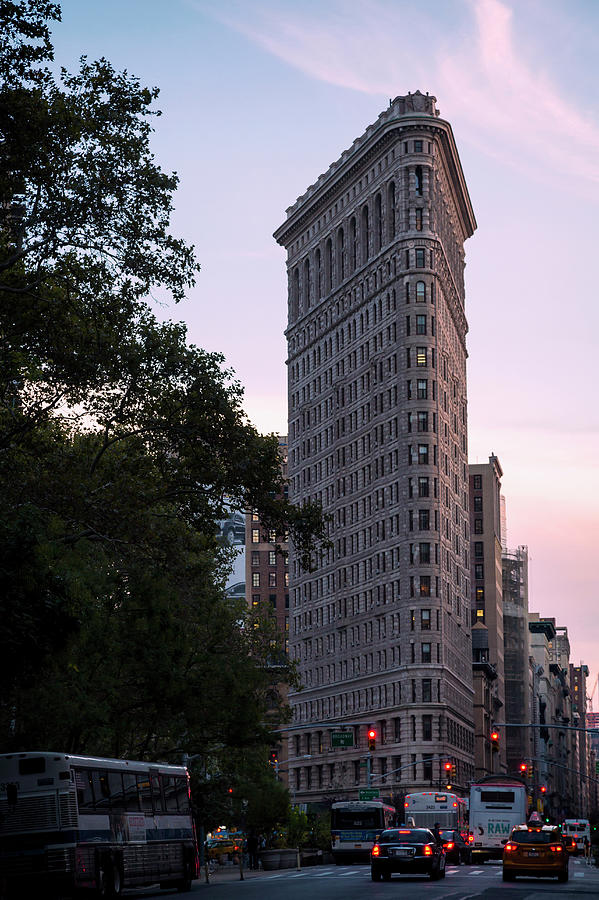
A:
[[469, 455, 507, 776], [274, 92, 477, 802]]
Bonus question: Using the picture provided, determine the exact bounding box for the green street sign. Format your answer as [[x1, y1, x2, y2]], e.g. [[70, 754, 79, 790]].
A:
[[331, 731, 354, 748], [359, 789, 380, 800]]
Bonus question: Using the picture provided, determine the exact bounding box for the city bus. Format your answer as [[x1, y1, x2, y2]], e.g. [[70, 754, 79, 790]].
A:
[[0, 751, 198, 896], [469, 776, 528, 861], [403, 791, 467, 830], [331, 800, 396, 864]]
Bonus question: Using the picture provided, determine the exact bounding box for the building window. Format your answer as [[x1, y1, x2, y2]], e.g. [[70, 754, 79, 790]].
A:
[[252, 595, 260, 608], [476, 608, 484, 620], [415, 208, 423, 231], [252, 573, 260, 588], [418, 476, 429, 497], [285, 572, 289, 587], [422, 716, 432, 742], [422, 643, 432, 664], [474, 519, 483, 534], [422, 679, 432, 702], [419, 542, 431, 563], [394, 718, 401, 742], [418, 444, 429, 465], [474, 563, 484, 580], [475, 586, 484, 603], [416, 281, 426, 302], [474, 541, 483, 558], [415, 165, 423, 195], [416, 248, 425, 267], [251, 551, 260, 566], [269, 572, 277, 587], [268, 529, 277, 542], [473, 474, 482, 490], [417, 378, 427, 399], [417, 411, 428, 432], [416, 314, 426, 334], [419, 575, 431, 597], [421, 609, 431, 630], [473, 496, 483, 512], [423, 754, 433, 782], [416, 346, 427, 366], [251, 529, 260, 543], [418, 510, 430, 530], [414, 140, 423, 153], [268, 550, 277, 566]]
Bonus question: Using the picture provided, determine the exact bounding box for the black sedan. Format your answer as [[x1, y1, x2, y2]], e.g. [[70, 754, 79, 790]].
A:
[[439, 829, 473, 864], [371, 828, 446, 881]]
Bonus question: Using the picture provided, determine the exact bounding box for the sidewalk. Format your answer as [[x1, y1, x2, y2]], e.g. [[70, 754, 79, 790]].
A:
[[198, 858, 315, 885]]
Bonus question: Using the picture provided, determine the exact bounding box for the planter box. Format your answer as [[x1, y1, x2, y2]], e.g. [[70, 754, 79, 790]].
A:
[[259, 848, 299, 870]]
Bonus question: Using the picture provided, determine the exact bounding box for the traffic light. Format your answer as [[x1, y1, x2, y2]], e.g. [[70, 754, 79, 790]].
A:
[[490, 730, 499, 750], [268, 749, 278, 767], [527, 764, 533, 778], [451, 763, 457, 780], [368, 728, 377, 751], [519, 762, 528, 774], [540, 785, 547, 794], [444, 762, 452, 774]]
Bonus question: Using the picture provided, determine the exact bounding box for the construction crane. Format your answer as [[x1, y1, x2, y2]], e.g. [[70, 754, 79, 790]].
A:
[[587, 672, 599, 712]]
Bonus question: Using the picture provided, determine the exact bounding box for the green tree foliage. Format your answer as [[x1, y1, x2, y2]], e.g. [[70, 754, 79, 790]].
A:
[[0, 1, 326, 775]]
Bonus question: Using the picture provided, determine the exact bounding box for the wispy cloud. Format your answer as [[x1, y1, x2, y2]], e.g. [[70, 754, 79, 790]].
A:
[[197, 0, 599, 191]]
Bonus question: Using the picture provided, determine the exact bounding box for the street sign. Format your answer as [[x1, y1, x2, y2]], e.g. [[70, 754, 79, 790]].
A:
[[331, 731, 354, 748], [359, 789, 380, 800]]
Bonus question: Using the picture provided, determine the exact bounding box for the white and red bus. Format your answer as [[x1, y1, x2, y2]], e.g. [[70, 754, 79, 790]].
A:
[[403, 791, 467, 831], [0, 751, 198, 896], [469, 776, 528, 860]]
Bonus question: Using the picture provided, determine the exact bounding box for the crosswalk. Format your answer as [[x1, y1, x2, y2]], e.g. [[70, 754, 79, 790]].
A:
[[258, 859, 595, 881]]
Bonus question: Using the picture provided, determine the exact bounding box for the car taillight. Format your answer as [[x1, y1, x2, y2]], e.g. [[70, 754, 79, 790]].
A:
[[550, 845, 563, 852], [468, 834, 474, 843], [504, 842, 518, 852], [372, 845, 380, 857], [423, 845, 433, 856], [444, 842, 455, 850]]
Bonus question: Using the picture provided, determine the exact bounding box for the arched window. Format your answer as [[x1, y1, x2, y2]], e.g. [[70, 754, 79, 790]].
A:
[[361, 205, 369, 264], [303, 257, 311, 309], [387, 181, 396, 240], [349, 217, 357, 271], [336, 227, 345, 283], [416, 281, 426, 303], [374, 193, 382, 252], [325, 237, 333, 293], [315, 247, 322, 298], [415, 166, 423, 196]]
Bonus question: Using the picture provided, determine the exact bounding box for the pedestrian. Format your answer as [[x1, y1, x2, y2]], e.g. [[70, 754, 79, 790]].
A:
[[431, 822, 442, 845], [247, 831, 259, 870]]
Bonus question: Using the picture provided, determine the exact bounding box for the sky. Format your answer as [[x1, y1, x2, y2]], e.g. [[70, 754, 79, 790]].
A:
[[52, 0, 598, 690]]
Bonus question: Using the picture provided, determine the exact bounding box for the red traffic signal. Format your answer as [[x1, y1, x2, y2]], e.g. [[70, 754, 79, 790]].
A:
[[368, 729, 376, 751], [444, 762, 452, 772], [540, 785, 547, 794], [519, 762, 528, 773], [490, 730, 499, 746]]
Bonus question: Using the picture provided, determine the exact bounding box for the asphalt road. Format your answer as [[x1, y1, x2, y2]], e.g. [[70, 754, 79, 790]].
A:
[[133, 857, 599, 900]]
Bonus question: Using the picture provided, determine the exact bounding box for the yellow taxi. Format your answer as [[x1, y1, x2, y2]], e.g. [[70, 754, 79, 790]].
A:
[[502, 824, 568, 882], [205, 837, 240, 861]]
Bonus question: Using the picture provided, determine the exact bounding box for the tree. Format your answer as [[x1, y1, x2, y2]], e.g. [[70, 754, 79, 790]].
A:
[[0, 1, 326, 758]]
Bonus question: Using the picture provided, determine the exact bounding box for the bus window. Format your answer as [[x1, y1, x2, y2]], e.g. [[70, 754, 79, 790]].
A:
[[19, 757, 46, 776], [151, 774, 164, 813], [137, 775, 153, 813], [75, 769, 94, 809], [92, 771, 111, 810], [108, 772, 124, 811], [123, 773, 140, 812], [174, 777, 190, 814], [162, 776, 177, 812]]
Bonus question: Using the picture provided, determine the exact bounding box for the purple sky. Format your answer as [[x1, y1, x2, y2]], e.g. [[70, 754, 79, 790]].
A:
[[53, 0, 598, 692]]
